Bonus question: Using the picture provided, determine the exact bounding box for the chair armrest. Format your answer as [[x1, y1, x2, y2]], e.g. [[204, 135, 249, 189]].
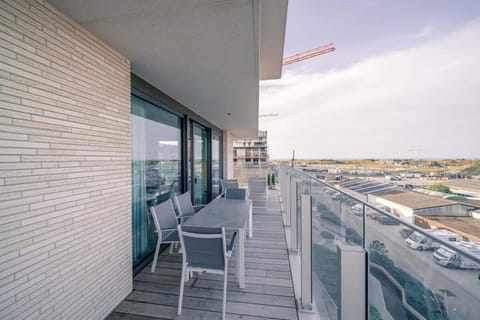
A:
[[161, 228, 178, 233], [227, 231, 238, 252]]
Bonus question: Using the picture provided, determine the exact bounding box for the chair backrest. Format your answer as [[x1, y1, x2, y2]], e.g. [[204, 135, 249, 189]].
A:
[[225, 188, 248, 200], [178, 226, 226, 271], [174, 192, 195, 216], [248, 178, 267, 194], [149, 199, 178, 239], [221, 179, 239, 191]]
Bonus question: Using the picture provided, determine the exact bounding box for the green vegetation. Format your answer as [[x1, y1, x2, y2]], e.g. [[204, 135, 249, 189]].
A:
[[369, 241, 447, 320], [370, 305, 383, 320], [427, 184, 451, 193]]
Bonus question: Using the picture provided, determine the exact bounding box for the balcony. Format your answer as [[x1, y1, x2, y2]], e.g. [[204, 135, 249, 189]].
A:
[[106, 165, 480, 320], [107, 191, 298, 320]]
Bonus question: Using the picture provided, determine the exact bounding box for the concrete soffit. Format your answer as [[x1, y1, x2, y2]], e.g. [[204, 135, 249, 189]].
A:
[[48, 0, 288, 138]]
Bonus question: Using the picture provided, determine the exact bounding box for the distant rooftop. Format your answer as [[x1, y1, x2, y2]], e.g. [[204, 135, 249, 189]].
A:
[[373, 189, 456, 210], [425, 216, 480, 242], [342, 179, 396, 194], [444, 179, 480, 193]]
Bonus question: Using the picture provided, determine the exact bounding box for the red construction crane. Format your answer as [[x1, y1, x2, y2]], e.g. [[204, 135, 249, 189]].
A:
[[282, 43, 335, 66]]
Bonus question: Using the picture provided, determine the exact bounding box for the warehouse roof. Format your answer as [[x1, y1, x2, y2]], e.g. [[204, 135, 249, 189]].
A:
[[373, 189, 456, 209]]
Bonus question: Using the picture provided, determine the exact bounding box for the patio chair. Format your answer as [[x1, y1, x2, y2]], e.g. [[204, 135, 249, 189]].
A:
[[173, 192, 204, 223], [248, 177, 268, 208], [220, 179, 239, 194], [177, 226, 237, 320], [225, 188, 248, 200], [149, 199, 180, 272]]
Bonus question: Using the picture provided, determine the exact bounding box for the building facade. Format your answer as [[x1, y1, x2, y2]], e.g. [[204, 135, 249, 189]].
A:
[[0, 1, 287, 319], [233, 130, 268, 168]]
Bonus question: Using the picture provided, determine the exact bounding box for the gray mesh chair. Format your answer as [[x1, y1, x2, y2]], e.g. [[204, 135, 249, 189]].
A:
[[177, 226, 237, 320], [149, 199, 180, 272], [173, 192, 204, 223], [220, 179, 239, 194], [248, 177, 268, 208], [225, 188, 248, 200]]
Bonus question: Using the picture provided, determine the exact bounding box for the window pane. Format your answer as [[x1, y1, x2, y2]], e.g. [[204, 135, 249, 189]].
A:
[[212, 133, 221, 197], [131, 95, 181, 267]]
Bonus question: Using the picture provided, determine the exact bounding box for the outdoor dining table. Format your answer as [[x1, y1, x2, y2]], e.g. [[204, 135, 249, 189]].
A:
[[183, 198, 252, 288]]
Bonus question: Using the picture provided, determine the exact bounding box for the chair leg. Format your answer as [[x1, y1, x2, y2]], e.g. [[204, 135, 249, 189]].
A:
[[151, 239, 161, 273], [178, 264, 186, 315], [222, 268, 228, 320]]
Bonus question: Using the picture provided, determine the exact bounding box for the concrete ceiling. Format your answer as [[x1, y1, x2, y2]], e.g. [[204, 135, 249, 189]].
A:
[[49, 0, 287, 138]]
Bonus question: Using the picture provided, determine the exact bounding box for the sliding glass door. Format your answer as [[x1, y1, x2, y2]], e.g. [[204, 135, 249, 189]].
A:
[[131, 96, 181, 267], [192, 123, 208, 205]]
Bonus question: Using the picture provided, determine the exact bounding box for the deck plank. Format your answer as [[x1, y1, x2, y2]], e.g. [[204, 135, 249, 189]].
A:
[[108, 191, 298, 320]]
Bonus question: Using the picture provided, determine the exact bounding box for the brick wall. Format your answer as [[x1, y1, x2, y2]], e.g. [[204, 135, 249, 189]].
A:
[[0, 0, 132, 319]]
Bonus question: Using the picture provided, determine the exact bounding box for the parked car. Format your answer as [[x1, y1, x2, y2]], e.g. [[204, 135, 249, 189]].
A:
[[400, 228, 413, 239], [345, 198, 358, 206], [378, 215, 399, 225], [351, 203, 363, 216], [433, 242, 480, 269], [331, 192, 342, 200], [406, 229, 461, 251]]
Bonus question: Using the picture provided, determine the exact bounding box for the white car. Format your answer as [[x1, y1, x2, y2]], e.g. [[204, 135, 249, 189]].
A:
[[351, 203, 363, 216]]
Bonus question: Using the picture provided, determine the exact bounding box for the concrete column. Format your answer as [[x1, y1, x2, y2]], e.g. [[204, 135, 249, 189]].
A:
[[223, 130, 234, 179]]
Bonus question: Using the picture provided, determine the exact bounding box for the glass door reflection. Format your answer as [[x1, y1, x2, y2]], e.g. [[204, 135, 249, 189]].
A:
[[192, 124, 208, 205]]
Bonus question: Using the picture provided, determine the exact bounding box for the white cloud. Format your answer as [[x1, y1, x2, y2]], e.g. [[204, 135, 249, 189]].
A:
[[415, 25, 434, 38], [260, 21, 480, 159]]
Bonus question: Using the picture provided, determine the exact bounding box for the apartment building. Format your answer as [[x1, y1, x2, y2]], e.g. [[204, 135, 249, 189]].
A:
[[0, 1, 288, 319], [233, 130, 268, 168]]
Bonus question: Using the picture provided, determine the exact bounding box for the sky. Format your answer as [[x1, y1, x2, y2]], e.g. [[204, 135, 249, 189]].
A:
[[259, 0, 480, 159]]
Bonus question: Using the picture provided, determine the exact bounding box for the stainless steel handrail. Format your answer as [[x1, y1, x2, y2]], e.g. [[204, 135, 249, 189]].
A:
[[280, 165, 480, 264]]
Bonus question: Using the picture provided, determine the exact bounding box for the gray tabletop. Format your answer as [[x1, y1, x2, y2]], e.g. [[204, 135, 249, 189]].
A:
[[184, 198, 251, 229]]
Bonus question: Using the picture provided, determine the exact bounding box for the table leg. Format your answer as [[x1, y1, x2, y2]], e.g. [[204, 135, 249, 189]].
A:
[[239, 228, 245, 288]]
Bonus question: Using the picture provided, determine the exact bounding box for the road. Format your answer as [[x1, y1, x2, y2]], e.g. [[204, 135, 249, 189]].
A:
[[310, 189, 480, 320]]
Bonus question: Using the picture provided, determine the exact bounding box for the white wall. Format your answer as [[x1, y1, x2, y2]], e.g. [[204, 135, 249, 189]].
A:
[[223, 130, 234, 179], [0, 0, 132, 319], [373, 196, 414, 223]]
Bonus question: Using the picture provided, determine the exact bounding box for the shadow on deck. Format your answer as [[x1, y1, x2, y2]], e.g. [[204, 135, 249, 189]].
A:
[[107, 191, 298, 320]]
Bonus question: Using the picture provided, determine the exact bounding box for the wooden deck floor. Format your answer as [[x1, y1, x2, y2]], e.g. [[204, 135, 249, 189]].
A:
[[107, 191, 298, 320]]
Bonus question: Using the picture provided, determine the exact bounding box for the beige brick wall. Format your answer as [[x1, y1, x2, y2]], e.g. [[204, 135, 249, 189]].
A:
[[0, 0, 132, 319]]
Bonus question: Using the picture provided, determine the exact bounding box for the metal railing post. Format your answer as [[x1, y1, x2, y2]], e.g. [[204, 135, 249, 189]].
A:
[[300, 194, 312, 310], [337, 245, 366, 320], [290, 180, 299, 253], [285, 173, 291, 227]]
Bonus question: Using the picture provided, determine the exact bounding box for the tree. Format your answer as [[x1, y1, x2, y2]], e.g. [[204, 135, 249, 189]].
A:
[[427, 184, 451, 194]]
